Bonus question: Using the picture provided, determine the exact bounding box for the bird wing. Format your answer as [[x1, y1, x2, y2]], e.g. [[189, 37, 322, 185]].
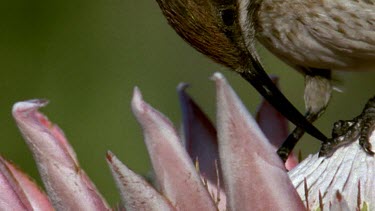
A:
[[303, 0, 375, 59]]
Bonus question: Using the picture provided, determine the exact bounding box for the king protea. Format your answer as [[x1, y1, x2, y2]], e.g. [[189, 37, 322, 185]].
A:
[[1, 73, 373, 210]]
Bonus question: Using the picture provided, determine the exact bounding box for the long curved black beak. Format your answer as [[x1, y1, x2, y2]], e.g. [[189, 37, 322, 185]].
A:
[[241, 59, 327, 142]]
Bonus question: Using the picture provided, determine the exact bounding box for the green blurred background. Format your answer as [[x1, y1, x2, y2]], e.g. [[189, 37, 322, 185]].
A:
[[1, 0, 375, 206]]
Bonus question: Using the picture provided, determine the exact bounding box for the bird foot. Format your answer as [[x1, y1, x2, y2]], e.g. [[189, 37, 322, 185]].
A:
[[277, 147, 290, 163], [319, 96, 375, 157]]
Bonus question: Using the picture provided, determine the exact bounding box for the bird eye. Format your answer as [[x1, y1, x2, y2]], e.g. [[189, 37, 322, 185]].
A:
[[221, 8, 235, 26]]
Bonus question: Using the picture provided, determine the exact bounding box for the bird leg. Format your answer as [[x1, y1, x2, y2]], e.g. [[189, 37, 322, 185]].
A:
[[278, 69, 332, 162], [319, 96, 375, 157]]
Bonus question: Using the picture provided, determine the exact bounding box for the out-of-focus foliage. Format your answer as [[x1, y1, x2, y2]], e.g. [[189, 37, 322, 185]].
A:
[[1, 0, 375, 205]]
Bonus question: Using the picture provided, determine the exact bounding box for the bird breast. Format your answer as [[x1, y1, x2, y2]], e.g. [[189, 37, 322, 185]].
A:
[[255, 0, 375, 71]]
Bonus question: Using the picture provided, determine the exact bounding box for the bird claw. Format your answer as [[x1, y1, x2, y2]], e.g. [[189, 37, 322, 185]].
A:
[[360, 136, 375, 155], [277, 147, 290, 163], [319, 96, 375, 157]]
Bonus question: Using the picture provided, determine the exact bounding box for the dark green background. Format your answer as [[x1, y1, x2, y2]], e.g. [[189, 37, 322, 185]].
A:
[[1, 0, 375, 206]]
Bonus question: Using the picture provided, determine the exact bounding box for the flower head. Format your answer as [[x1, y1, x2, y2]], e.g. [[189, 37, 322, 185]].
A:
[[1, 73, 374, 210]]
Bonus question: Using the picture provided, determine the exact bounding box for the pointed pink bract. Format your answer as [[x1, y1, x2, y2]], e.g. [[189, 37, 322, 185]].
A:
[[12, 99, 110, 211], [106, 151, 175, 211], [255, 76, 298, 170], [178, 83, 227, 210], [255, 76, 289, 148], [131, 87, 217, 210], [0, 156, 53, 211], [213, 73, 305, 211], [178, 83, 220, 182]]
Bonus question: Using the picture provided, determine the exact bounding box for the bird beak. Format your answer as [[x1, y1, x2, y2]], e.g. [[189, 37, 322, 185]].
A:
[[240, 58, 327, 142]]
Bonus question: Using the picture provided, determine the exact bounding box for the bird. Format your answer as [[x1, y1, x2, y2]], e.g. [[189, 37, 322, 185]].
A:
[[153, 0, 328, 158], [152, 0, 375, 160], [255, 0, 375, 159]]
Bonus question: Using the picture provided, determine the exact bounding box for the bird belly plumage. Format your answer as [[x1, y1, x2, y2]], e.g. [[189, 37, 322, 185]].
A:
[[256, 0, 375, 71]]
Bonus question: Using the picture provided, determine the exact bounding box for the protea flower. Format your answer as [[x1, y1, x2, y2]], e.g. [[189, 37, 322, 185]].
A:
[[1, 72, 374, 210]]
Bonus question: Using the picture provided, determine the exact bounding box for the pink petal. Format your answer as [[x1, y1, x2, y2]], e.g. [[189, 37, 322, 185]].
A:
[[178, 83, 220, 182], [0, 156, 53, 211], [255, 76, 289, 148], [131, 87, 217, 210], [12, 100, 110, 211], [0, 158, 33, 210], [106, 151, 175, 211], [178, 84, 227, 210], [213, 73, 305, 210], [255, 76, 298, 170], [285, 154, 299, 171]]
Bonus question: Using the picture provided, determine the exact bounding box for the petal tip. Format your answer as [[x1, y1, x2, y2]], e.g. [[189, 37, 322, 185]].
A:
[[131, 87, 145, 114], [177, 83, 191, 106], [211, 72, 225, 81], [106, 151, 114, 163], [12, 99, 49, 115], [177, 83, 189, 92]]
